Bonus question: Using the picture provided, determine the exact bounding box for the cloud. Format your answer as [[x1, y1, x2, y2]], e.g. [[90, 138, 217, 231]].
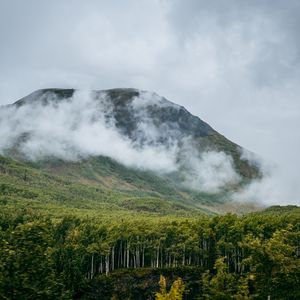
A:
[[0, 90, 178, 172], [181, 146, 240, 193], [0, 89, 242, 192], [0, 0, 299, 204], [233, 149, 300, 206]]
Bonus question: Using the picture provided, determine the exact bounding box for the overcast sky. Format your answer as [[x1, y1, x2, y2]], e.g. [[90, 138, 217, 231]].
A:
[[1, 0, 300, 203]]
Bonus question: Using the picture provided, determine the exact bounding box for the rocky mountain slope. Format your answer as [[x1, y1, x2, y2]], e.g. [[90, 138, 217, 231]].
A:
[[0, 88, 261, 213]]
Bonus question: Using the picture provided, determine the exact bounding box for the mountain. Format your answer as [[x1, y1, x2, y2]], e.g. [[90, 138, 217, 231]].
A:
[[0, 88, 261, 215]]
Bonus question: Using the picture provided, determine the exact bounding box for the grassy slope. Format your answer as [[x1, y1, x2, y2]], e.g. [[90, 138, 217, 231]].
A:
[[34, 155, 232, 206], [0, 155, 212, 219], [260, 205, 300, 215]]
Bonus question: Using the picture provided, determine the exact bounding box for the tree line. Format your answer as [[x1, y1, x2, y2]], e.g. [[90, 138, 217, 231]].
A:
[[0, 209, 299, 299]]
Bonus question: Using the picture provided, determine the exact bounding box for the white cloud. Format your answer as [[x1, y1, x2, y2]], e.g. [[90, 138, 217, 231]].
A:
[[0, 0, 299, 204], [0, 90, 178, 172], [183, 150, 240, 193], [0, 89, 242, 192]]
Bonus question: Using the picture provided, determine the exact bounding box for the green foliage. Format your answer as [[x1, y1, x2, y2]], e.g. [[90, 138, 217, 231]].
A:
[[0, 208, 299, 299], [202, 258, 251, 299], [241, 226, 300, 299], [0, 154, 208, 218], [0, 89, 297, 299], [0, 156, 300, 299], [0, 220, 70, 299]]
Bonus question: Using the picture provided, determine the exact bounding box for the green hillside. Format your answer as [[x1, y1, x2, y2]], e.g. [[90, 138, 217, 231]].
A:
[[3, 89, 297, 299], [0, 154, 213, 218], [0, 196, 299, 299], [0, 88, 262, 214]]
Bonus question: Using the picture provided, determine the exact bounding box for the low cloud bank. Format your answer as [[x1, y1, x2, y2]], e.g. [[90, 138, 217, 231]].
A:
[[0, 90, 240, 192], [233, 149, 300, 206], [180, 140, 240, 192], [0, 90, 177, 172], [2, 89, 297, 205]]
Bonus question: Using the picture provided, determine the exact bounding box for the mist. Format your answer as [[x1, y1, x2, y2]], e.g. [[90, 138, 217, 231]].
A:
[[179, 139, 240, 193], [0, 89, 241, 192], [0, 1, 299, 205], [234, 152, 300, 206], [0, 90, 179, 172], [0, 88, 297, 203]]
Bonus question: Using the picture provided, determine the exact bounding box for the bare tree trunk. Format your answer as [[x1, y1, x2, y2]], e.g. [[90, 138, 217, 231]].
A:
[[156, 245, 160, 268], [100, 257, 103, 273], [134, 248, 136, 268], [119, 241, 122, 268], [112, 246, 115, 271], [91, 253, 94, 279], [142, 245, 145, 268], [105, 254, 109, 275], [126, 242, 130, 268], [124, 241, 127, 268], [137, 246, 140, 268]]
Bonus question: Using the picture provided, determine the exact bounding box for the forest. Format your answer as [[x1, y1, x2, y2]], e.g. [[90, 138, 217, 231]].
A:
[[1, 0, 300, 299], [0, 206, 299, 299]]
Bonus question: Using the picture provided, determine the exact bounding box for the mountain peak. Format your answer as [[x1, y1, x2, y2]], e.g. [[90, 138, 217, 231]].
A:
[[0, 88, 260, 197]]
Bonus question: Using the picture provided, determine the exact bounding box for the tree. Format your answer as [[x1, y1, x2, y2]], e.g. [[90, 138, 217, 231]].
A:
[[0, 220, 69, 299], [242, 226, 300, 299], [155, 275, 185, 300]]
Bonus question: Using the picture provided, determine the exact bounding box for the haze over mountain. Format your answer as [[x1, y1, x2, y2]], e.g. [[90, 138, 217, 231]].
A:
[[1, 1, 300, 207], [0, 3, 299, 299], [0, 88, 262, 212]]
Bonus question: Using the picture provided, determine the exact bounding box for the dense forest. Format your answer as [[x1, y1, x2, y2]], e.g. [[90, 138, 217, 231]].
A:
[[0, 206, 299, 299], [1, 0, 300, 298], [0, 147, 299, 299]]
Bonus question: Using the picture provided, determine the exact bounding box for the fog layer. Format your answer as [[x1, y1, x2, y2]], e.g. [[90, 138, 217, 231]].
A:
[[0, 90, 239, 192]]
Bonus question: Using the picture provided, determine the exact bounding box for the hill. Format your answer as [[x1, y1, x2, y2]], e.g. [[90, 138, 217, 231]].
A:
[[0, 88, 261, 214], [1, 89, 299, 300]]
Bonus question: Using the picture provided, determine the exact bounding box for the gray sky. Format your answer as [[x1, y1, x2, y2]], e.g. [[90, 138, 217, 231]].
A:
[[1, 0, 300, 204]]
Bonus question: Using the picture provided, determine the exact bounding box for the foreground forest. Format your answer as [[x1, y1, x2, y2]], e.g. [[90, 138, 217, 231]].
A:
[[0, 206, 299, 299], [0, 143, 299, 299]]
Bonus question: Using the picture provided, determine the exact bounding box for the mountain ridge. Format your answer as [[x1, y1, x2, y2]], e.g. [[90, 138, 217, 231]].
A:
[[0, 88, 261, 214]]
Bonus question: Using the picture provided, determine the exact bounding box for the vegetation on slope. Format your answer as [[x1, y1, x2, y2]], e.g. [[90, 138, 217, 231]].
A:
[[0, 155, 208, 218], [1, 88, 294, 299], [0, 207, 299, 299], [6, 88, 261, 195], [0, 154, 299, 299]]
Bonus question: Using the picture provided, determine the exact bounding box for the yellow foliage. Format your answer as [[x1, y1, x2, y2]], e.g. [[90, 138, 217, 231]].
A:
[[155, 275, 185, 300]]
